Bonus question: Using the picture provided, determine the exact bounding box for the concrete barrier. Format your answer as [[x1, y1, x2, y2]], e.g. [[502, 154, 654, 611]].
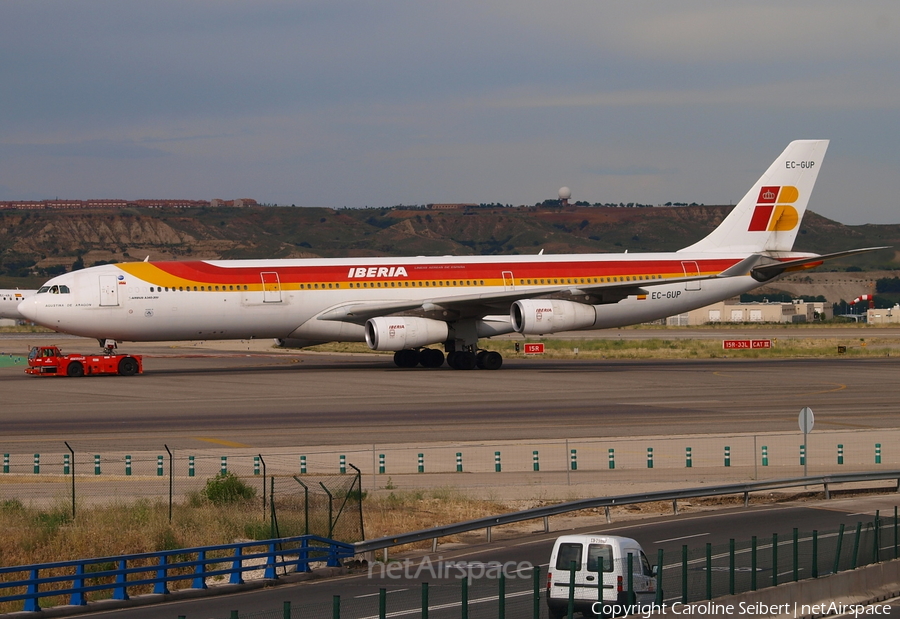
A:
[[652, 558, 900, 618]]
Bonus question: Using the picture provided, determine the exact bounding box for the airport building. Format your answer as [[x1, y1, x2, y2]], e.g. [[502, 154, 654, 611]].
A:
[[667, 299, 832, 326], [867, 304, 900, 324]]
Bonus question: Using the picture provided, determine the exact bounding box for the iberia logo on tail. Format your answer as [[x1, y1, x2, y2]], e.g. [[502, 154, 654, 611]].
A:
[[747, 186, 799, 231]]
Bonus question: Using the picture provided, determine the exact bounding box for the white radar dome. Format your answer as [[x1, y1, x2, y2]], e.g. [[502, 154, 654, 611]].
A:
[[558, 187, 571, 201]]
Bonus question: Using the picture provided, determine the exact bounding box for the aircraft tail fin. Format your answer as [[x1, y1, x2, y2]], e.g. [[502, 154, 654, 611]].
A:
[[679, 140, 829, 254]]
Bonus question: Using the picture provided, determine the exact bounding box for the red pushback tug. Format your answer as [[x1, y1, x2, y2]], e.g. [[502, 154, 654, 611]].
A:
[[26, 345, 142, 377]]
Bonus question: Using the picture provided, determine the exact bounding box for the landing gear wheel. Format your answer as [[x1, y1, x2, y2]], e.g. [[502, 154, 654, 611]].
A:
[[66, 362, 84, 377], [477, 351, 503, 370], [418, 348, 445, 368], [393, 350, 419, 368], [448, 351, 477, 370], [117, 357, 139, 376]]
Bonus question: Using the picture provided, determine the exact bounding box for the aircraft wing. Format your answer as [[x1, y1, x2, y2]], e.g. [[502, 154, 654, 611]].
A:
[[317, 255, 764, 324]]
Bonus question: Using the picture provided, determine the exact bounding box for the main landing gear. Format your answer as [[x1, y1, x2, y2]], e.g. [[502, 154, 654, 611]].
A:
[[392, 348, 503, 370]]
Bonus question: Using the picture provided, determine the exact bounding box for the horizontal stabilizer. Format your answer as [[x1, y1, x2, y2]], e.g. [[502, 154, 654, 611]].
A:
[[750, 247, 890, 282]]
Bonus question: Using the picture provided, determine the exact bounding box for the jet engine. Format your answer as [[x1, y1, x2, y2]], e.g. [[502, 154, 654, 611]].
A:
[[365, 317, 449, 351], [511, 299, 597, 335]]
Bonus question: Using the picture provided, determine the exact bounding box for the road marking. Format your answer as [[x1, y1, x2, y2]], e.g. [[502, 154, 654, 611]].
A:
[[194, 437, 250, 448], [355, 588, 408, 599], [654, 532, 709, 544]]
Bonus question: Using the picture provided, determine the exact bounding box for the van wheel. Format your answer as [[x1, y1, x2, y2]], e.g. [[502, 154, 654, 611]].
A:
[[118, 357, 139, 376], [547, 603, 567, 619], [66, 362, 84, 377]]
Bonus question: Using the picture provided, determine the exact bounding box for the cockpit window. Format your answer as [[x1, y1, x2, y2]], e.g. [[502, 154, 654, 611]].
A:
[[37, 284, 70, 294]]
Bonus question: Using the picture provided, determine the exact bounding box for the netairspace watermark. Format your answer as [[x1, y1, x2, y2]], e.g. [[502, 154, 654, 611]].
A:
[[368, 556, 533, 584], [589, 602, 894, 618]]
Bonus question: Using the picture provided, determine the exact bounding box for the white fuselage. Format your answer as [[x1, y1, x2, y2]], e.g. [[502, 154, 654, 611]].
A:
[[18, 251, 762, 344]]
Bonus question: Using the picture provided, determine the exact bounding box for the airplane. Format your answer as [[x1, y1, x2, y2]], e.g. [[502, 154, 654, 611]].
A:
[[16, 140, 885, 370], [0, 289, 36, 320]]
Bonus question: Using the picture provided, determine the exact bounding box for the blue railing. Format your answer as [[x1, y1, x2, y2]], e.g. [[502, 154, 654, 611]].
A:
[[0, 534, 354, 612]]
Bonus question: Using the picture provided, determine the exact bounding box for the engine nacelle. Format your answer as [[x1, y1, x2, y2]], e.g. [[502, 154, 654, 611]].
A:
[[511, 299, 597, 335], [365, 317, 449, 351]]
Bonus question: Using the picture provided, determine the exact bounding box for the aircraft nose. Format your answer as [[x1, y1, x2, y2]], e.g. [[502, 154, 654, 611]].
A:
[[17, 297, 39, 322]]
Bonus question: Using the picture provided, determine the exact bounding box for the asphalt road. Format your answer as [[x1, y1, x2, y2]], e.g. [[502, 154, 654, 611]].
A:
[[72, 493, 900, 618]]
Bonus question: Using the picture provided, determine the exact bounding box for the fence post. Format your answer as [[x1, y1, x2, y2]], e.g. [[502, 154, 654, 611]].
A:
[[533, 450, 540, 472], [125, 455, 132, 476], [155, 554, 171, 594], [686, 447, 692, 468], [655, 548, 664, 607], [793, 528, 799, 581], [762, 445, 769, 466], [333, 595, 340, 619], [705, 543, 712, 600], [876, 443, 882, 464], [379, 588, 386, 619], [340, 454, 346, 474], [834, 523, 845, 574], [189, 456, 195, 477], [300, 455, 307, 474], [498, 573, 505, 619], [113, 558, 129, 600], [751, 536, 757, 590], [418, 453, 424, 473], [813, 530, 819, 577], [379, 453, 385, 474], [647, 447, 653, 469], [772, 533, 778, 586], [724, 446, 731, 467], [568, 561, 577, 617], [462, 577, 469, 619], [533, 566, 541, 619], [838, 444, 844, 465], [681, 545, 688, 604], [34, 453, 40, 474], [494, 451, 501, 473], [729, 538, 735, 595], [456, 452, 463, 472], [852, 522, 862, 569]]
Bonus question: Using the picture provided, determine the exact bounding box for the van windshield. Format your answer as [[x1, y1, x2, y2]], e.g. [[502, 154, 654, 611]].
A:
[[588, 544, 614, 572], [555, 543, 582, 571]]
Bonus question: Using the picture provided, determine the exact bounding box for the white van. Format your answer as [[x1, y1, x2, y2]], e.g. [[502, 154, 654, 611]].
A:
[[547, 534, 656, 618]]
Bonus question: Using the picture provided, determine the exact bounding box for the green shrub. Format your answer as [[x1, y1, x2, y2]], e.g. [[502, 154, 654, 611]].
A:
[[200, 473, 257, 505]]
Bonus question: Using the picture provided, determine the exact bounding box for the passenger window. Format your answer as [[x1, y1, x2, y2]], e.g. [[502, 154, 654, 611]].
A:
[[555, 543, 583, 571], [587, 544, 614, 572], [640, 552, 653, 576], [59, 285, 70, 294]]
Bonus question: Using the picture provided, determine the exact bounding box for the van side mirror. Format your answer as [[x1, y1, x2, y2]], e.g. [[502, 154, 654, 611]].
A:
[[650, 564, 658, 577]]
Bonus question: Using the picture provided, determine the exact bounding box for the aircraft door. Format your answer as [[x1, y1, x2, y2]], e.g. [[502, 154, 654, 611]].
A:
[[99, 275, 119, 306], [502, 271, 515, 291], [681, 261, 701, 291], [261, 272, 282, 303]]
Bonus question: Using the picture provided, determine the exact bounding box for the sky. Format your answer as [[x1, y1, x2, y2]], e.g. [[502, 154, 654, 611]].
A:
[[1, 1, 899, 224]]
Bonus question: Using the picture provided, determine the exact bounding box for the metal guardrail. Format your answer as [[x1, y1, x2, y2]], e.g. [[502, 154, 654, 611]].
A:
[[355, 470, 900, 555], [0, 534, 354, 613]]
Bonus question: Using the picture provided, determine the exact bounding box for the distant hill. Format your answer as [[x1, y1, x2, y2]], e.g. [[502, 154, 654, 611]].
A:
[[0, 205, 897, 285]]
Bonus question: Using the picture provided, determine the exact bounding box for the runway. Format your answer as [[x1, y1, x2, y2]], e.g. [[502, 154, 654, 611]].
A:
[[1, 333, 899, 452]]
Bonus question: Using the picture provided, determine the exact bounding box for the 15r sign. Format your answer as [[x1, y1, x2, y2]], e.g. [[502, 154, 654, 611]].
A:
[[523, 343, 545, 354]]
